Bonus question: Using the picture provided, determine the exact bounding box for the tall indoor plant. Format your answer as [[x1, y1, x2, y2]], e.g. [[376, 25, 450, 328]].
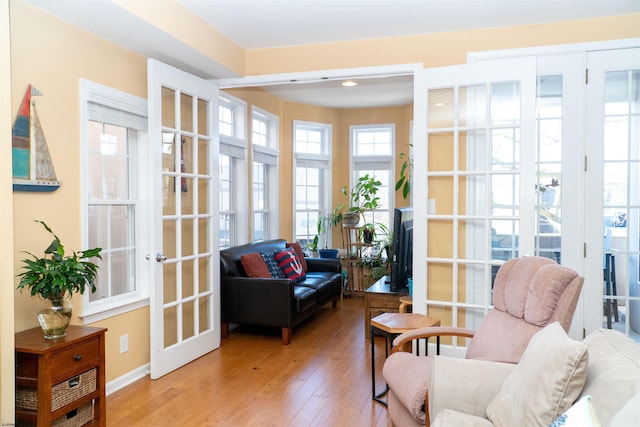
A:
[[316, 205, 344, 258], [17, 220, 102, 339], [342, 174, 382, 226]]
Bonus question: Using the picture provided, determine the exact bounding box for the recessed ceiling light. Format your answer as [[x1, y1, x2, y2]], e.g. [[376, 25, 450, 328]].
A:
[[434, 102, 446, 107], [342, 80, 358, 87]]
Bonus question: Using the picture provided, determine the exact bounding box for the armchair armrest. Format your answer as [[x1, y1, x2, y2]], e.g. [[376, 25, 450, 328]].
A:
[[429, 356, 515, 420], [391, 326, 476, 353]]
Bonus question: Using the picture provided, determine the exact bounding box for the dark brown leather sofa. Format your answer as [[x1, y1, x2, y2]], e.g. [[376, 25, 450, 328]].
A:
[[220, 239, 342, 344]]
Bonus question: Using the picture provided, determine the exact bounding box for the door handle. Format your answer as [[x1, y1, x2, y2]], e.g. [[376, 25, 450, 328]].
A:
[[146, 253, 167, 262]]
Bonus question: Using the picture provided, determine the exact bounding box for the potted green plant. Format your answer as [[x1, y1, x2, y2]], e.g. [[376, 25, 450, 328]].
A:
[[377, 223, 393, 258], [305, 235, 319, 257], [362, 223, 375, 244], [341, 174, 382, 227], [395, 146, 413, 200], [16, 220, 102, 339], [317, 205, 344, 258]]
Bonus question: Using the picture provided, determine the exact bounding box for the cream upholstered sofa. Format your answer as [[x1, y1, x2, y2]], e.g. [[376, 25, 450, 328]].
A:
[[425, 324, 640, 426]]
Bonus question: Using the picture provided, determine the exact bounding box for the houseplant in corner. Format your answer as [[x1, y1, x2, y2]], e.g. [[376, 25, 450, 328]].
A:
[[17, 220, 102, 339], [341, 174, 382, 230], [317, 205, 344, 258]]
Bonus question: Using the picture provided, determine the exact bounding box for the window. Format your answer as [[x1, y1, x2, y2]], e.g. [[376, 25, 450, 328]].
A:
[[219, 94, 248, 247], [81, 80, 148, 322], [251, 107, 279, 240], [294, 121, 332, 248], [350, 125, 394, 231]]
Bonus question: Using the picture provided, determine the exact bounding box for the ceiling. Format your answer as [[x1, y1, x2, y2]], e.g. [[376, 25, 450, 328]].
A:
[[178, 0, 640, 50], [24, 0, 640, 108]]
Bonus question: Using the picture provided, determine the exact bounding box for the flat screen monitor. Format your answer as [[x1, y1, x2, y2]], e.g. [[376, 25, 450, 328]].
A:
[[390, 207, 413, 292]]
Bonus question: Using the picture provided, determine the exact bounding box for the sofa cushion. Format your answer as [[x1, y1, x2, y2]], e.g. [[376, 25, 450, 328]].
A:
[[299, 272, 336, 300], [431, 409, 494, 427], [274, 247, 306, 283], [260, 252, 286, 278], [240, 253, 271, 278], [287, 241, 308, 272], [294, 285, 317, 312], [610, 392, 640, 427], [486, 322, 588, 426], [581, 328, 640, 425]]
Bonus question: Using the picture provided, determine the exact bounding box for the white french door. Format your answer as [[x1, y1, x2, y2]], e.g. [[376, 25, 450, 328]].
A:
[[585, 48, 640, 338], [413, 44, 640, 344], [148, 59, 220, 379], [412, 58, 538, 354]]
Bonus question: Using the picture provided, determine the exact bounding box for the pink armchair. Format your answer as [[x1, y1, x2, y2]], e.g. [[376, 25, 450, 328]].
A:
[[382, 256, 584, 426]]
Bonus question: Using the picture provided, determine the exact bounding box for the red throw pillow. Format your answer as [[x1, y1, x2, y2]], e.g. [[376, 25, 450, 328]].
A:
[[240, 252, 272, 278], [286, 241, 308, 272], [274, 247, 306, 284]]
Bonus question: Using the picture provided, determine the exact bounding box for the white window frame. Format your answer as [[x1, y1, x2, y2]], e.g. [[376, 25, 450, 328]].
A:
[[79, 79, 150, 323], [219, 93, 248, 246], [293, 120, 332, 246], [219, 94, 247, 140], [251, 106, 280, 240], [350, 124, 396, 229]]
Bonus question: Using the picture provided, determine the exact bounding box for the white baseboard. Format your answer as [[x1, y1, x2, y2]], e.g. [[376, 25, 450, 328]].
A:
[[106, 363, 150, 396]]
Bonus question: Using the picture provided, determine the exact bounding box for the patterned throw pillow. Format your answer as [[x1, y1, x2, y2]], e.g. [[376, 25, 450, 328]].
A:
[[549, 395, 600, 427], [274, 247, 306, 284], [286, 241, 308, 272], [240, 252, 271, 278], [260, 252, 285, 278]]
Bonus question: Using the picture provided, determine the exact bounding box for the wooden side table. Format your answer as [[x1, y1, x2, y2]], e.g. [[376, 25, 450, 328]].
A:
[[364, 276, 408, 338], [15, 325, 107, 426], [370, 312, 440, 406]]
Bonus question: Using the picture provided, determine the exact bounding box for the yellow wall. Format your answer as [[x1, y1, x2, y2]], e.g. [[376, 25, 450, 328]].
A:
[[6, 0, 640, 406], [1, 0, 15, 421], [10, 0, 148, 385]]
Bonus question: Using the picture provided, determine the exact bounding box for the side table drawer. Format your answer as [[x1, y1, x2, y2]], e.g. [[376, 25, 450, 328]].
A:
[[368, 294, 402, 309], [50, 338, 100, 378]]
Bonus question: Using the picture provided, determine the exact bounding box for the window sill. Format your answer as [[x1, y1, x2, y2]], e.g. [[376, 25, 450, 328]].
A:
[[80, 296, 149, 324]]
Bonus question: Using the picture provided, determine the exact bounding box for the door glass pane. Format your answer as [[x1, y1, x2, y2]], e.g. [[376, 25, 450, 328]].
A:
[[602, 69, 640, 338], [428, 88, 454, 128], [459, 85, 486, 127], [491, 82, 520, 126], [181, 93, 193, 132], [162, 87, 175, 128]]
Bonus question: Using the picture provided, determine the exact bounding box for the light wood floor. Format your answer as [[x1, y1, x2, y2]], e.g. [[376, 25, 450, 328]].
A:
[[107, 296, 393, 426]]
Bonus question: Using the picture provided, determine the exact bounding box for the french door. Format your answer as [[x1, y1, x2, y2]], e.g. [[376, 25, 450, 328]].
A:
[[148, 59, 220, 379], [413, 45, 640, 347], [585, 48, 640, 338]]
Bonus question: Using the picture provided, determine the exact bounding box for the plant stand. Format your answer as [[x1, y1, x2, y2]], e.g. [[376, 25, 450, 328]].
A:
[[342, 224, 380, 294]]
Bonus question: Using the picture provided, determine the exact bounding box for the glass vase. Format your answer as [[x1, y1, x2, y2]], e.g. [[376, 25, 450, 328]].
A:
[[37, 293, 72, 339]]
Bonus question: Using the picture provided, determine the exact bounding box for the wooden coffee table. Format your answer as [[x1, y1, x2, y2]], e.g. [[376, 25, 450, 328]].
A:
[[370, 312, 440, 406]]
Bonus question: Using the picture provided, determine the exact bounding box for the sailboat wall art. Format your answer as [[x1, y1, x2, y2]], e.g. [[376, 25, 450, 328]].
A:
[[12, 84, 61, 192]]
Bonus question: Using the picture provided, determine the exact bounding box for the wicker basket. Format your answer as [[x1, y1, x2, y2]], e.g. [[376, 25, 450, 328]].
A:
[[52, 402, 94, 427], [16, 402, 93, 427], [16, 368, 97, 412]]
